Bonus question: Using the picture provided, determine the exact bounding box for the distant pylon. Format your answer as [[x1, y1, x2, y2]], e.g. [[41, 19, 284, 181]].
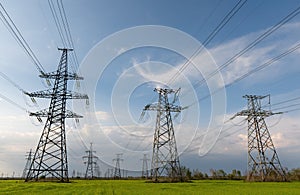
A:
[[113, 153, 123, 179], [231, 95, 286, 181], [143, 88, 183, 182], [141, 154, 150, 178], [25, 48, 88, 182], [21, 149, 32, 179], [83, 142, 99, 179]]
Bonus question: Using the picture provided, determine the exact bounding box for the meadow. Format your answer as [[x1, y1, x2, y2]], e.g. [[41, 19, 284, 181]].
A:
[[0, 179, 300, 195]]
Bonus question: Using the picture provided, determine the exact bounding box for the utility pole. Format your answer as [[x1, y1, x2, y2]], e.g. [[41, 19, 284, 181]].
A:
[[83, 143, 99, 179], [143, 88, 183, 182], [231, 95, 286, 181], [21, 149, 32, 179], [113, 153, 123, 179], [141, 154, 150, 178], [25, 48, 88, 182]]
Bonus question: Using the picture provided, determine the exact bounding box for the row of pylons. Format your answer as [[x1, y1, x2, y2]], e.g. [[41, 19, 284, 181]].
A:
[[24, 48, 286, 182]]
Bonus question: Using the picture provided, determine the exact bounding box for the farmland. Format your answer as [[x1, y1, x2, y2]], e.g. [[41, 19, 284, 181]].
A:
[[0, 180, 300, 194]]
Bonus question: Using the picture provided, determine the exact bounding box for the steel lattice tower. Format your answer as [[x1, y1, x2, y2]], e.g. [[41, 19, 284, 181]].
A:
[[21, 149, 32, 179], [233, 95, 286, 181], [113, 153, 123, 179], [143, 88, 183, 182], [83, 143, 99, 179], [141, 154, 150, 178], [25, 48, 88, 182]]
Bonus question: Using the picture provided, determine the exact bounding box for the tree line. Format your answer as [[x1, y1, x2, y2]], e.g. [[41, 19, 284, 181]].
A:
[[181, 167, 300, 181]]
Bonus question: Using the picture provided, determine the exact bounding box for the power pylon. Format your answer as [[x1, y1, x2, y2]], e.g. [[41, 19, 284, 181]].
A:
[[143, 88, 183, 182], [113, 153, 123, 179], [231, 95, 286, 181], [141, 154, 150, 178], [21, 149, 32, 179], [83, 142, 99, 179], [25, 48, 88, 182]]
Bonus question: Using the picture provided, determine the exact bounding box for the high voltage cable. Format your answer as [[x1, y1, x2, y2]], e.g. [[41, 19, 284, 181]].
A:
[[0, 71, 25, 93], [48, 0, 80, 71], [265, 96, 300, 108], [191, 5, 300, 90], [48, 0, 67, 47], [186, 41, 300, 107], [0, 3, 46, 75], [168, 0, 248, 85], [145, 0, 248, 107], [272, 103, 300, 112], [226, 43, 300, 86], [59, 0, 80, 69], [281, 107, 300, 113], [0, 93, 28, 112]]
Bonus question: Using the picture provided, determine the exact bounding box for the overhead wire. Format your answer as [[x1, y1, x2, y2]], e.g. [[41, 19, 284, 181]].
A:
[[0, 93, 28, 112], [141, 0, 248, 125], [185, 41, 300, 107], [47, 0, 90, 153], [0, 3, 46, 75], [168, 0, 248, 85], [265, 95, 300, 108], [191, 5, 300, 91], [0, 71, 25, 93]]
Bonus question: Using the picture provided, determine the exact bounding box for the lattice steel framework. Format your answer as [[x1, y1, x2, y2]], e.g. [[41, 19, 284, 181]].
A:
[[113, 153, 123, 179], [83, 143, 99, 179], [21, 149, 32, 179], [143, 88, 182, 182], [234, 95, 286, 181], [25, 48, 88, 182], [141, 154, 150, 178]]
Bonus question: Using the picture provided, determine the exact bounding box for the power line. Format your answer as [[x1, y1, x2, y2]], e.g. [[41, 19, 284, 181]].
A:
[[272, 103, 300, 112], [0, 93, 27, 112], [191, 5, 300, 90], [226, 42, 300, 87], [0, 71, 25, 93], [48, 0, 80, 72], [168, 0, 248, 85], [268, 96, 300, 108], [186, 41, 300, 107], [0, 3, 46, 75], [281, 107, 300, 113]]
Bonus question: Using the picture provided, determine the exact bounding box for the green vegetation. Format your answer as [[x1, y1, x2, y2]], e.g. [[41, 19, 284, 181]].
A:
[[0, 179, 300, 195]]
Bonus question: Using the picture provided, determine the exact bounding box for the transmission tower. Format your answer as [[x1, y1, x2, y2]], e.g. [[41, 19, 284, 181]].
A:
[[25, 48, 88, 182], [141, 154, 150, 178], [21, 149, 32, 179], [113, 153, 123, 179], [232, 95, 286, 181], [143, 88, 183, 182], [83, 142, 99, 179]]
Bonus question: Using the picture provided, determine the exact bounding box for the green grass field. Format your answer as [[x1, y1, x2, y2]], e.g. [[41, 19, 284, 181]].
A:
[[0, 179, 300, 195]]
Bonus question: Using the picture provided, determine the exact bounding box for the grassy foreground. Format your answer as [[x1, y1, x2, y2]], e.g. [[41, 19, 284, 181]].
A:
[[0, 179, 300, 195]]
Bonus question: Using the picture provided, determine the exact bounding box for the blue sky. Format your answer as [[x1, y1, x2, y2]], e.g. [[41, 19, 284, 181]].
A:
[[1, 0, 300, 177]]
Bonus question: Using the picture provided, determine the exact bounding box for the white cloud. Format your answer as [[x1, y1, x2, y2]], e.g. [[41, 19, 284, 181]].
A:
[[95, 110, 111, 121]]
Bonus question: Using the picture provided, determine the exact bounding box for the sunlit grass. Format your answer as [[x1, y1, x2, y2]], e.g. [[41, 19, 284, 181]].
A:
[[0, 179, 300, 194]]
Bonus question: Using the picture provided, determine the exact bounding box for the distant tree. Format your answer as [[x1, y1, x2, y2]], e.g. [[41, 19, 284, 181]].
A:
[[288, 168, 300, 181], [228, 169, 242, 180], [192, 169, 204, 180], [204, 173, 209, 179], [180, 166, 192, 180], [210, 169, 217, 179], [216, 169, 227, 179]]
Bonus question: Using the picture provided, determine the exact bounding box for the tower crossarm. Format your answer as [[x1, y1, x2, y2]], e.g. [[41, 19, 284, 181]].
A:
[[143, 103, 182, 112], [231, 110, 282, 119], [30, 109, 83, 118], [25, 90, 88, 99], [39, 72, 84, 80]]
